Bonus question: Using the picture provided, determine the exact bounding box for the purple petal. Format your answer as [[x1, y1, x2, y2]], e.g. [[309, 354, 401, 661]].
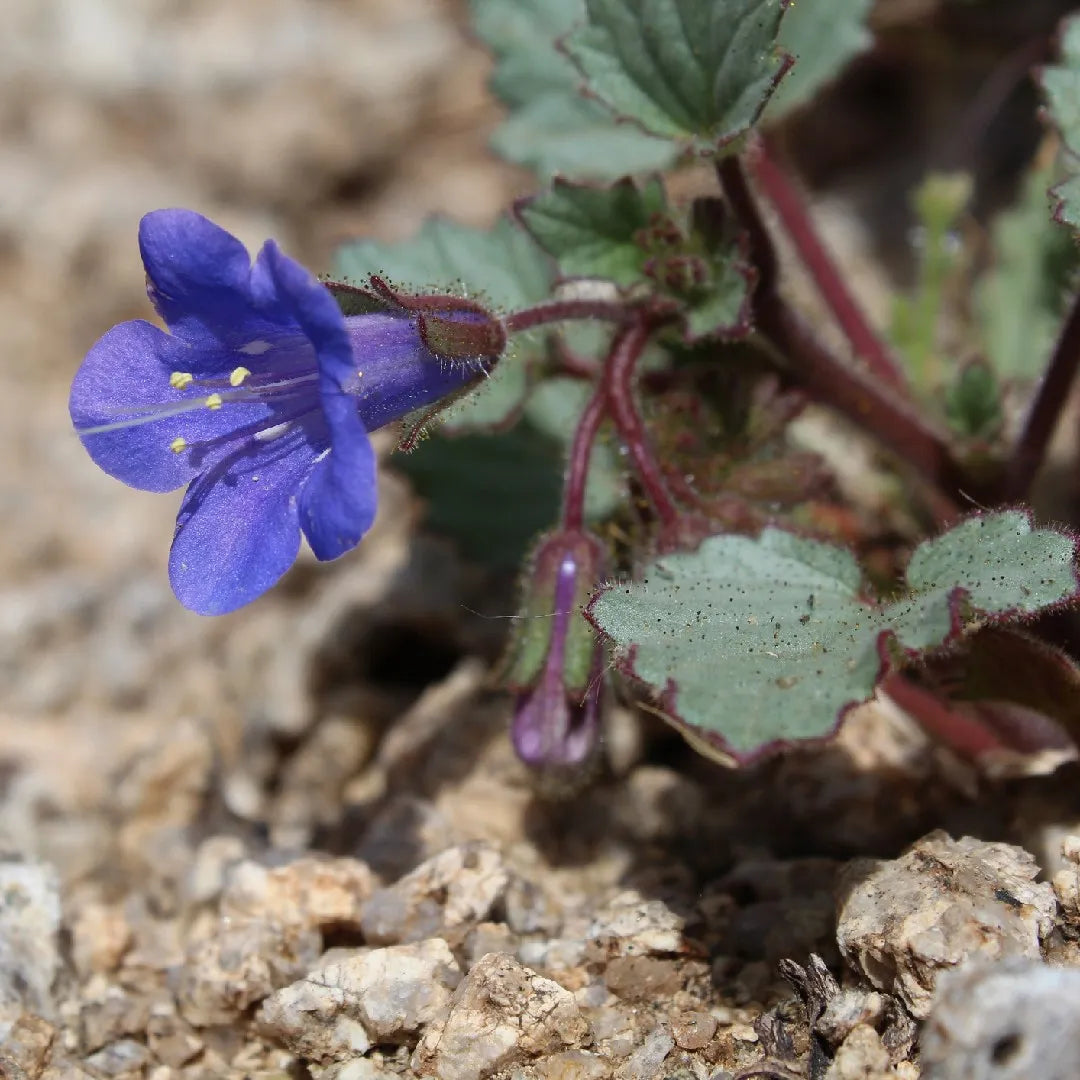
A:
[[256, 242, 380, 558], [140, 210, 288, 350], [70, 319, 272, 492], [255, 241, 355, 386], [299, 395, 378, 560], [169, 431, 317, 615]]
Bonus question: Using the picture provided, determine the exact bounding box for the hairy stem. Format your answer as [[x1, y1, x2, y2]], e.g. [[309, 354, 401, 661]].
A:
[[749, 139, 910, 394], [605, 315, 680, 527], [720, 156, 963, 518], [561, 380, 608, 532], [1004, 288, 1080, 500], [504, 298, 629, 335]]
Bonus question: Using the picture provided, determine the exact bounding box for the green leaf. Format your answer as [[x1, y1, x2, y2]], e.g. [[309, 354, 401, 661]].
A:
[[470, 0, 677, 179], [394, 424, 564, 569], [398, 378, 624, 567], [335, 215, 553, 429], [1041, 15, 1080, 234], [763, 0, 873, 120], [518, 177, 667, 284], [564, 0, 788, 149], [974, 164, 1079, 379], [589, 511, 1079, 760]]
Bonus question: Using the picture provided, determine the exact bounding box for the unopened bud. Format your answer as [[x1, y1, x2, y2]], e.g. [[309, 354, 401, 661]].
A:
[[504, 530, 607, 770]]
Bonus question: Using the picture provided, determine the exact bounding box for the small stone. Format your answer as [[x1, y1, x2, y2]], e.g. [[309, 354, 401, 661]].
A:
[[824, 1024, 891, 1080], [465, 921, 517, 965], [184, 835, 248, 907], [82, 1038, 151, 1077], [535, 1050, 613, 1080], [836, 832, 1056, 1017], [604, 957, 684, 1002], [177, 918, 323, 1026], [220, 855, 377, 931], [586, 892, 683, 960], [0, 1012, 55, 1079], [615, 1025, 673, 1080], [145, 1004, 203, 1068], [816, 989, 888, 1047], [361, 842, 509, 946], [671, 1009, 717, 1051], [79, 984, 149, 1054], [178, 853, 378, 1026], [257, 938, 461, 1062], [0, 859, 62, 1032], [921, 959, 1080, 1079], [69, 902, 132, 979], [412, 953, 589, 1080]]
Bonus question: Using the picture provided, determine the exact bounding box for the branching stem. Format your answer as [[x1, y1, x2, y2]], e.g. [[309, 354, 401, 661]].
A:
[[606, 315, 680, 527], [719, 156, 963, 520]]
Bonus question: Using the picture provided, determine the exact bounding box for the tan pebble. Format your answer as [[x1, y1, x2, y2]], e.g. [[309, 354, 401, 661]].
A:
[[671, 1009, 718, 1050]]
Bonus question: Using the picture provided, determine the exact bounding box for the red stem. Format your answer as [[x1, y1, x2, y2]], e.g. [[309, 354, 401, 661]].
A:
[[606, 315, 680, 527], [1003, 288, 1080, 500], [719, 156, 963, 520], [749, 139, 911, 395], [504, 298, 629, 335], [561, 380, 608, 532]]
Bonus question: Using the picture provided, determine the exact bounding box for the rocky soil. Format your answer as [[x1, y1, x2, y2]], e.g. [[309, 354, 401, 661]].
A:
[[4, 2, 1080, 1078]]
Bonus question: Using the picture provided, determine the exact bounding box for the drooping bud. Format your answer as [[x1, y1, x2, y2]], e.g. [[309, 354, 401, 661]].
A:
[[503, 530, 607, 770]]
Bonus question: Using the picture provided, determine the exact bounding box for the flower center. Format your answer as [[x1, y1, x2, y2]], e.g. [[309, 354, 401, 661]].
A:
[[77, 339, 325, 458]]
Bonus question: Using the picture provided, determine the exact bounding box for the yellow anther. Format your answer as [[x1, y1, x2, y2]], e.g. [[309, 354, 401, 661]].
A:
[[229, 366, 251, 387], [205, 393, 223, 410], [169, 371, 194, 390], [169, 436, 188, 454]]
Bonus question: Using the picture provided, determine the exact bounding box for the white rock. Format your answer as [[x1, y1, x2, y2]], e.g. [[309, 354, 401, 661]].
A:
[[586, 892, 683, 959], [922, 959, 1080, 1079], [412, 953, 589, 1080], [616, 1025, 673, 1080], [257, 939, 461, 1063], [0, 859, 61, 1035], [361, 842, 509, 946], [837, 832, 1056, 1016]]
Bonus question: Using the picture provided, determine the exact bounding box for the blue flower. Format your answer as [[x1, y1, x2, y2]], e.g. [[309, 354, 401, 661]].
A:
[[70, 209, 495, 615]]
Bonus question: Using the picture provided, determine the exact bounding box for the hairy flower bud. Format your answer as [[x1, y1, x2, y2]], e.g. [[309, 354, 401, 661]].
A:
[[503, 530, 607, 770]]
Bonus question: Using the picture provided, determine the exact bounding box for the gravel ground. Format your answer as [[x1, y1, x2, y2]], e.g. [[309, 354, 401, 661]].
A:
[[4, 2, 1080, 1078]]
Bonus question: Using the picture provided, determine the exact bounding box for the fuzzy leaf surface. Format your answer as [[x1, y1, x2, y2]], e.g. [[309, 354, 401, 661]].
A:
[[335, 216, 552, 429], [564, 0, 788, 149], [590, 511, 1079, 759], [763, 0, 873, 120], [1041, 15, 1080, 234], [470, 0, 676, 179], [519, 177, 667, 284]]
